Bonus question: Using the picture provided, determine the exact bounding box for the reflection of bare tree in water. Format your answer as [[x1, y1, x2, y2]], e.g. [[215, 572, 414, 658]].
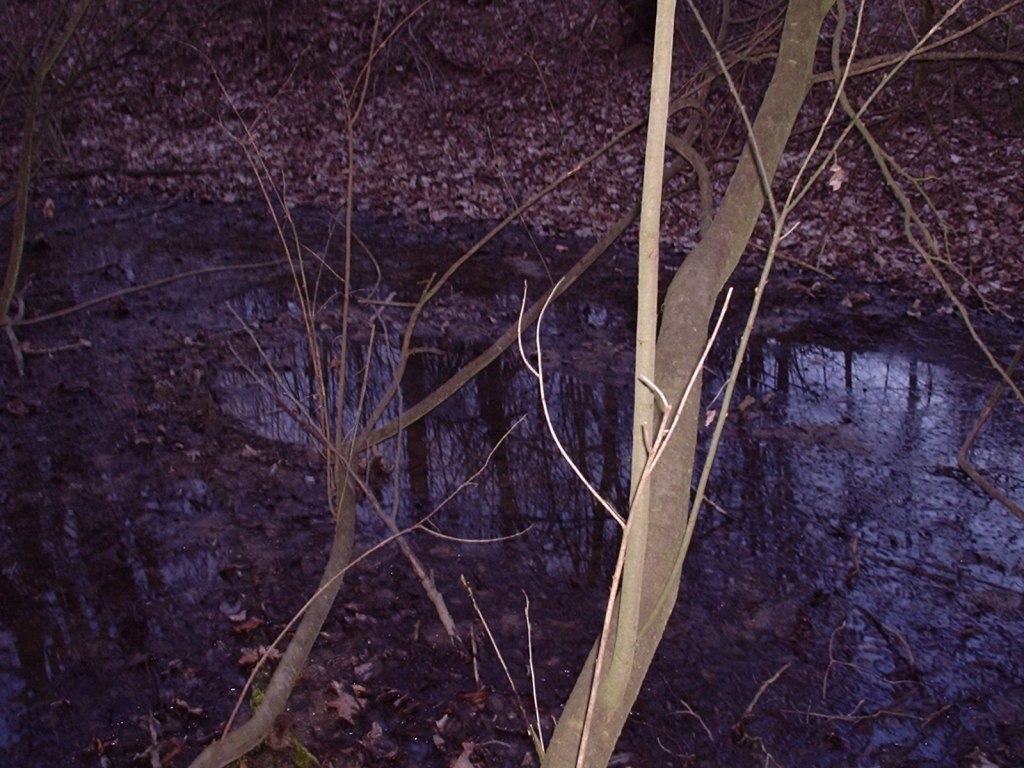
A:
[[554, 375, 595, 569], [479, 359, 522, 538], [399, 345, 433, 517], [591, 385, 627, 584]]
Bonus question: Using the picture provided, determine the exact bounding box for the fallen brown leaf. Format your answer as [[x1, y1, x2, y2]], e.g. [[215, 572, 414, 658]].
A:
[[4, 398, 35, 416], [237, 646, 281, 667], [827, 161, 847, 192], [736, 395, 757, 413], [231, 616, 264, 634], [458, 689, 490, 710], [326, 681, 362, 725]]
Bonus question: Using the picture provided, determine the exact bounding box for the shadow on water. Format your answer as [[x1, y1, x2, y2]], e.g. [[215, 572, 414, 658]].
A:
[[1, 201, 1021, 766]]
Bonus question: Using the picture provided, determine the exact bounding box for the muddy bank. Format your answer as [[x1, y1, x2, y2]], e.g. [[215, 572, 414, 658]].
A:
[[1, 198, 1023, 767]]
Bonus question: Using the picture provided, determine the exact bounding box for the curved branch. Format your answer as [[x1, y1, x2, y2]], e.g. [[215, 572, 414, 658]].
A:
[[187, 482, 357, 768]]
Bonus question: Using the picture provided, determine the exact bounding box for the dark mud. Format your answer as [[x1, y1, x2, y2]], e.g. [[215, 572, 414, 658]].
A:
[[1, 198, 1023, 767]]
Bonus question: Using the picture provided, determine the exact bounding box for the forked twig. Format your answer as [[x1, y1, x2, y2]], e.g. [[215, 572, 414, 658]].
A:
[[670, 693, 713, 742], [737, 662, 792, 728]]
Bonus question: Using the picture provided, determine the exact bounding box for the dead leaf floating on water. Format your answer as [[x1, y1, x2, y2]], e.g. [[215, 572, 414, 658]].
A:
[[231, 616, 264, 634], [353, 658, 381, 683], [237, 645, 282, 667], [459, 689, 489, 705], [435, 713, 451, 736], [361, 721, 399, 760], [325, 681, 362, 725], [4, 397, 37, 416]]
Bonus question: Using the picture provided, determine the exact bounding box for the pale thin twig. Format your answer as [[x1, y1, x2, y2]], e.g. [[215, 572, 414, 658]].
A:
[[524, 590, 544, 756], [783, 702, 951, 725], [823, 620, 847, 702], [517, 280, 625, 528], [461, 576, 545, 755], [672, 695, 713, 742], [414, 415, 526, 538], [419, 525, 532, 545], [737, 662, 791, 727]]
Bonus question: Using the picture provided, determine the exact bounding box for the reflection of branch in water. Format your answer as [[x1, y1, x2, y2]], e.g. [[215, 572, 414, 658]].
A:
[[957, 338, 1024, 522], [736, 662, 792, 728], [862, 609, 918, 679]]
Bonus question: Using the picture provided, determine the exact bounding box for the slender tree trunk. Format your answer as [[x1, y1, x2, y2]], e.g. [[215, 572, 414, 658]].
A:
[[541, 2, 832, 765], [1, 0, 94, 328]]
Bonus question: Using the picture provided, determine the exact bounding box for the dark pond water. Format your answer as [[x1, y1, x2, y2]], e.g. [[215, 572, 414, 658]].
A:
[[1, 200, 1022, 766], [215, 263, 1024, 765]]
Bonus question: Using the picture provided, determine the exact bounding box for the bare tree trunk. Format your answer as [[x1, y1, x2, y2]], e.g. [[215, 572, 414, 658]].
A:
[[541, 2, 832, 765], [1, 0, 94, 331]]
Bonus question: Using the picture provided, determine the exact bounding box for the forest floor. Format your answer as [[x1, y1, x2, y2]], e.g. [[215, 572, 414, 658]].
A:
[[1, 1, 1023, 317]]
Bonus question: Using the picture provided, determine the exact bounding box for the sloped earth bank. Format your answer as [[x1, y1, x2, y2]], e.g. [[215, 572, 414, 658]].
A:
[[2, 2, 1023, 313], [2, 200, 1023, 768]]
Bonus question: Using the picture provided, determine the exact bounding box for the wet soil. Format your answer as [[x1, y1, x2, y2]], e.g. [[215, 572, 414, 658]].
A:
[[2, 199, 1023, 768]]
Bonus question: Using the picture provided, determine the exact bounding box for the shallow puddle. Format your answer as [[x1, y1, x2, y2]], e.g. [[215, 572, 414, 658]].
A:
[[1, 201, 1022, 766], [212, 272, 1024, 765]]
